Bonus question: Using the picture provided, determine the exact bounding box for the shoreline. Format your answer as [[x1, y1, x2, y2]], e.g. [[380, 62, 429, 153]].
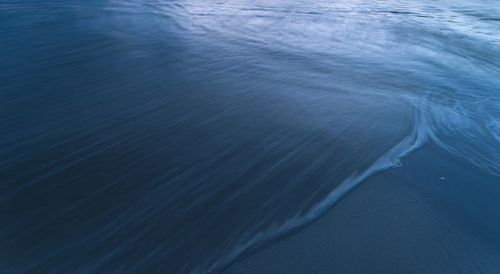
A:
[[224, 144, 500, 273]]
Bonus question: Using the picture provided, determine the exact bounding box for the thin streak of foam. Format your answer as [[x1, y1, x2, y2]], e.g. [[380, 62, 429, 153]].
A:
[[200, 110, 432, 274]]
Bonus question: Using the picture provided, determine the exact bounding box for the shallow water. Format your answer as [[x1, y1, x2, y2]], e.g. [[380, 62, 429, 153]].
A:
[[1, 0, 499, 273]]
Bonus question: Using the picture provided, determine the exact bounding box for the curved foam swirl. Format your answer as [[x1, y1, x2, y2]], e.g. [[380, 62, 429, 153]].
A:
[[203, 97, 499, 272], [202, 109, 433, 273]]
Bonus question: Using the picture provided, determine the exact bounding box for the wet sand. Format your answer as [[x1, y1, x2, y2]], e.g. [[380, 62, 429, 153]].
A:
[[224, 144, 500, 273]]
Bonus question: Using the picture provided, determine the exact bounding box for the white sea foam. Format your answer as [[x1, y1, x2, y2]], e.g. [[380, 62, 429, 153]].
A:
[[203, 94, 500, 273], [201, 109, 434, 273]]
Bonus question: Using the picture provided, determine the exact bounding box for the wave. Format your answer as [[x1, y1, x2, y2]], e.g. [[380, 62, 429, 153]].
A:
[[202, 108, 434, 273], [203, 94, 500, 272], [2, 0, 500, 273]]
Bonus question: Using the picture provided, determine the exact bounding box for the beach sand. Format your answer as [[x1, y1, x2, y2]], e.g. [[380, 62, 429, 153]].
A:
[[224, 144, 500, 273]]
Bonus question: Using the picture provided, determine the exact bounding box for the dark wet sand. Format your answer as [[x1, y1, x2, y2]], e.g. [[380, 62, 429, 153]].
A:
[[224, 144, 500, 273]]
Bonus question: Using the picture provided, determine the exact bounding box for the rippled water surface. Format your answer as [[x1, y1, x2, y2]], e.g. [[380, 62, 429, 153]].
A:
[[1, 0, 500, 273]]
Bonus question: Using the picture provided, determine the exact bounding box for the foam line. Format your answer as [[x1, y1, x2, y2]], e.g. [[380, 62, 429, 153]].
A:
[[202, 109, 432, 273]]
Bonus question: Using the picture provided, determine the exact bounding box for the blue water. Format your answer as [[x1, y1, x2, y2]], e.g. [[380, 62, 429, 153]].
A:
[[1, 0, 499, 273]]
